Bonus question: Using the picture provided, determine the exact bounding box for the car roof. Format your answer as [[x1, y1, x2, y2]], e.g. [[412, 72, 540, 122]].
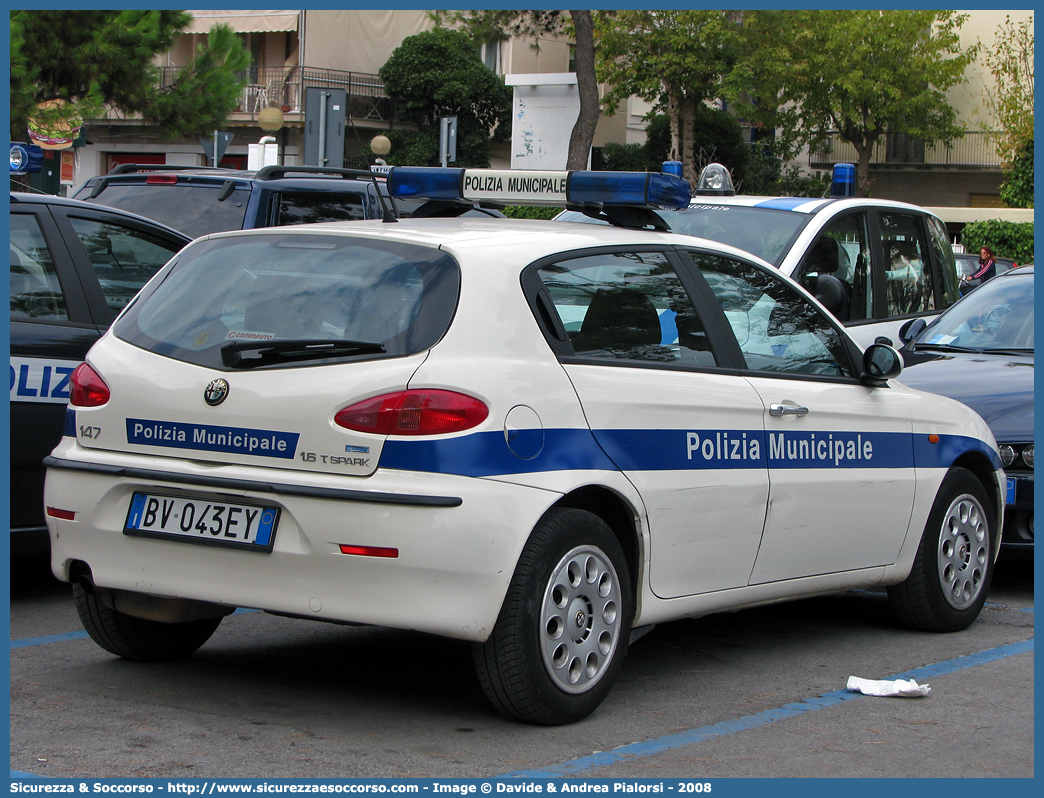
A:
[[81, 164, 381, 184], [999, 263, 1033, 275], [194, 216, 777, 268], [687, 194, 935, 217], [9, 191, 192, 241]]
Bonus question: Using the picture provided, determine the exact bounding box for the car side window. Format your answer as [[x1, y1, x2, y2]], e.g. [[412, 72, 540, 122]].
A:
[[926, 214, 960, 309], [67, 216, 183, 316], [9, 214, 68, 321], [536, 251, 717, 366], [275, 192, 366, 225], [695, 253, 854, 378], [880, 213, 933, 316], [795, 212, 871, 323]]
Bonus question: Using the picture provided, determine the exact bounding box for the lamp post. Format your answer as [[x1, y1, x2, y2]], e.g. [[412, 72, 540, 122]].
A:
[[251, 107, 284, 169], [370, 134, 391, 166], [258, 106, 284, 134]]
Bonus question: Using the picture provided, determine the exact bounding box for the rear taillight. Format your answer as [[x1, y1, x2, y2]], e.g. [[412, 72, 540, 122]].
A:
[[145, 174, 178, 185], [69, 363, 110, 407], [335, 390, 488, 436]]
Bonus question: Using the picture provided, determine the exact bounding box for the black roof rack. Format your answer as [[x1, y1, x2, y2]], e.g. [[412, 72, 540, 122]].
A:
[[253, 165, 379, 181], [107, 163, 231, 176]]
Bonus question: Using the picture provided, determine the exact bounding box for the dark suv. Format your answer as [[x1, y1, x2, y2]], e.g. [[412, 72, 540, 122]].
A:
[[73, 164, 503, 238], [73, 165, 397, 238]]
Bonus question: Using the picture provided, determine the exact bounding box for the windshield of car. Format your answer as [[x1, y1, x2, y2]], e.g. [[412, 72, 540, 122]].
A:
[[915, 271, 1034, 352], [82, 183, 251, 238], [113, 233, 460, 370], [556, 205, 810, 265]]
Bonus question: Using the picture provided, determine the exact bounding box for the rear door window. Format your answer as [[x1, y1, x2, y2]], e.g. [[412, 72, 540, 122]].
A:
[[66, 216, 184, 317], [114, 233, 460, 370], [274, 191, 367, 226], [10, 214, 68, 321], [878, 213, 933, 317], [535, 250, 719, 368]]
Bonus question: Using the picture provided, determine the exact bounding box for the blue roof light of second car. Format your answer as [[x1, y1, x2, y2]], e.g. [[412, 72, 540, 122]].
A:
[[829, 163, 856, 197], [387, 165, 691, 211]]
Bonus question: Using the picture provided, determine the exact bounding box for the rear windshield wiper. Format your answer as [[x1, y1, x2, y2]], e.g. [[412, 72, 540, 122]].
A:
[[221, 338, 386, 368]]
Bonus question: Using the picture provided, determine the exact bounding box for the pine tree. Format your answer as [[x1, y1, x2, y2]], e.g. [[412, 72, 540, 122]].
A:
[[10, 10, 249, 141]]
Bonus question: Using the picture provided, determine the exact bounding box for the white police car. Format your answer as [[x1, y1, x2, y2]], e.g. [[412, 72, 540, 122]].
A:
[[557, 163, 962, 348], [45, 166, 1004, 724]]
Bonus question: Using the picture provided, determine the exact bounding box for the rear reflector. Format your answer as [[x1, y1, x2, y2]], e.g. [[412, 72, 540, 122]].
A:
[[339, 544, 398, 558], [46, 507, 75, 520], [145, 174, 178, 184], [335, 390, 488, 436]]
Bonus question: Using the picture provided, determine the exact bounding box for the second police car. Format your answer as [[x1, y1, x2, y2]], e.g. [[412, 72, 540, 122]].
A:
[[45, 165, 1003, 725], [557, 163, 962, 348]]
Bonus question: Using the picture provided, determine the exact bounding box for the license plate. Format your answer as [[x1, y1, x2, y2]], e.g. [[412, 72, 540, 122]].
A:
[[124, 492, 279, 551], [1006, 477, 1017, 505]]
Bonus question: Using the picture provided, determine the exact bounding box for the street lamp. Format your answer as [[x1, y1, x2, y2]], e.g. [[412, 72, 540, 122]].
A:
[[258, 106, 284, 133], [370, 134, 391, 166]]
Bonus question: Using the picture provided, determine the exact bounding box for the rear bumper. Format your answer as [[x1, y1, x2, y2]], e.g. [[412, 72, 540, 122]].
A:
[[45, 443, 559, 642]]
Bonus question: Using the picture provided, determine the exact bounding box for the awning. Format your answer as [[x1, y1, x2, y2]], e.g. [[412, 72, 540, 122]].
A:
[[186, 10, 299, 35]]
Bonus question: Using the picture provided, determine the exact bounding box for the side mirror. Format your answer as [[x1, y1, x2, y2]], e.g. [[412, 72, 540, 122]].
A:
[[862, 342, 903, 385], [898, 317, 927, 345]]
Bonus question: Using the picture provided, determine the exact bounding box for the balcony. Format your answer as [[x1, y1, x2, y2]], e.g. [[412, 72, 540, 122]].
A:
[[157, 65, 395, 125], [810, 130, 1002, 169]]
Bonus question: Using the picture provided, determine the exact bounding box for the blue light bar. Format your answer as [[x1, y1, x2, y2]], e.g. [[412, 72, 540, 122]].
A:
[[387, 167, 461, 200], [386, 167, 691, 211], [10, 141, 43, 174], [661, 161, 683, 178], [830, 163, 856, 198]]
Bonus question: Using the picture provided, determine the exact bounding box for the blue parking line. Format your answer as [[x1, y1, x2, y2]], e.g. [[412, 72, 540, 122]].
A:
[[10, 630, 90, 649], [500, 638, 1034, 778]]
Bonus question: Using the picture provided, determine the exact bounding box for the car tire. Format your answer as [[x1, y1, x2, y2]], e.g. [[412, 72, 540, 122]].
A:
[[888, 467, 995, 632], [73, 583, 222, 662], [473, 507, 632, 725]]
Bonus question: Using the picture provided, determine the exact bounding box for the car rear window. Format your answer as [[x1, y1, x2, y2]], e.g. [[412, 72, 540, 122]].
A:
[[113, 233, 460, 370], [83, 183, 252, 238]]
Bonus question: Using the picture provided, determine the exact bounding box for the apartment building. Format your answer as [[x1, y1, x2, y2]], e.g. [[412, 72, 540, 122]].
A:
[[67, 9, 1030, 209]]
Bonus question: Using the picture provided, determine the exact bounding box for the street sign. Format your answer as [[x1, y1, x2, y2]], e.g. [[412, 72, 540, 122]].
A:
[[439, 116, 457, 167], [199, 131, 234, 166]]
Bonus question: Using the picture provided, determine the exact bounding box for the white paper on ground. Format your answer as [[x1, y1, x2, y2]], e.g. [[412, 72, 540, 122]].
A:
[[846, 675, 931, 697]]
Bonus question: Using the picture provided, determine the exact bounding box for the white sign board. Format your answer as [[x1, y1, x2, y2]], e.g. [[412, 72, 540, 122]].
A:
[[506, 74, 582, 171], [461, 170, 568, 205]]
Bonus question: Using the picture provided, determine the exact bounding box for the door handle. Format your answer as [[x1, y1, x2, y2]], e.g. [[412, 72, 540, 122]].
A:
[[769, 403, 809, 417]]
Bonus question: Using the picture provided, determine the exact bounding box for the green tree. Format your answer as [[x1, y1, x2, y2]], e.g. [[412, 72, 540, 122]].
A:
[[999, 138, 1033, 208], [378, 28, 511, 168], [594, 10, 744, 184], [9, 10, 248, 141], [732, 10, 977, 196], [443, 10, 598, 171], [981, 14, 1033, 167]]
